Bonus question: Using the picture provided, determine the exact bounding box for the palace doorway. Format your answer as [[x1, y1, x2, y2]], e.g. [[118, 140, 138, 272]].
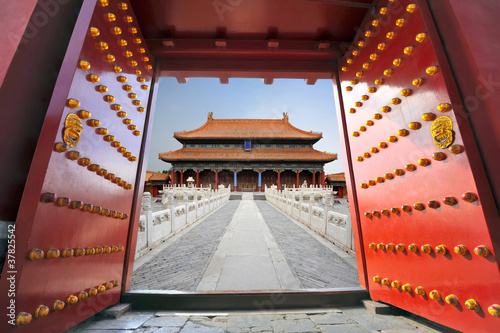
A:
[[1, 1, 499, 333]]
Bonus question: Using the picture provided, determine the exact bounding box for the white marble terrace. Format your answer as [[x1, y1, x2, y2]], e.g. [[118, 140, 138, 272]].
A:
[[136, 181, 353, 259]]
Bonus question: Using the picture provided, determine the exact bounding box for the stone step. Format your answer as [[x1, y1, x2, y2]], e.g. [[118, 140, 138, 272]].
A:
[[229, 194, 242, 200], [362, 299, 392, 315], [122, 288, 370, 310], [253, 193, 266, 200], [97, 303, 131, 319]]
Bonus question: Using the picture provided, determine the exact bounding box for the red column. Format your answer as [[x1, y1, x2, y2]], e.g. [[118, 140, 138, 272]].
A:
[[312, 170, 316, 186], [180, 169, 184, 186], [338, 187, 344, 198], [296, 170, 300, 188], [171, 170, 176, 186], [196, 169, 200, 187], [321, 170, 325, 187], [215, 169, 218, 188], [277, 170, 281, 190], [152, 186, 158, 197]]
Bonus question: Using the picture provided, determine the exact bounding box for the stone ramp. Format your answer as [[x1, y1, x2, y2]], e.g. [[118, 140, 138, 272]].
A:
[[197, 199, 301, 291], [241, 192, 254, 200]]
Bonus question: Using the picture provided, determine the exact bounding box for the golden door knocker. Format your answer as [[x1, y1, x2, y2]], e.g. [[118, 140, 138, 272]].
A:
[[431, 116, 454, 148], [63, 113, 83, 147]]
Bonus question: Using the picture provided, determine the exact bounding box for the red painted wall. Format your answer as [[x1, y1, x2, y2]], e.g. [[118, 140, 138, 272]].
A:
[[0, 0, 38, 86]]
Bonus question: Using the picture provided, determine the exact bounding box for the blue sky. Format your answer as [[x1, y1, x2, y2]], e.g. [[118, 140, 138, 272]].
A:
[[146, 77, 345, 175]]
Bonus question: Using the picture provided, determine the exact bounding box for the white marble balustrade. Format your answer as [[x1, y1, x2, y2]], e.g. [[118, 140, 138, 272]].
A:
[[264, 185, 354, 253], [135, 185, 231, 258]]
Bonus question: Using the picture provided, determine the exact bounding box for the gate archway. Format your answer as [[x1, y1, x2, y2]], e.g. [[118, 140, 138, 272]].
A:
[[1, 1, 499, 332]]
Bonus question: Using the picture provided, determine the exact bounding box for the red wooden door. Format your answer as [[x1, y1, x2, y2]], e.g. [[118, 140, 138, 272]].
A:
[[0, 1, 155, 331], [335, 1, 500, 332]]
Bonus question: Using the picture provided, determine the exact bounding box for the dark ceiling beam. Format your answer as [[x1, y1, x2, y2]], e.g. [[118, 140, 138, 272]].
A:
[[147, 38, 343, 62], [304, 0, 376, 9], [157, 59, 335, 80]]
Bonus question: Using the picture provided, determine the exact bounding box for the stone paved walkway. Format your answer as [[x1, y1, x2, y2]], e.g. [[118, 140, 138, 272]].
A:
[[68, 307, 451, 333], [255, 201, 359, 289], [131, 198, 358, 291], [131, 201, 240, 290], [197, 199, 300, 291]]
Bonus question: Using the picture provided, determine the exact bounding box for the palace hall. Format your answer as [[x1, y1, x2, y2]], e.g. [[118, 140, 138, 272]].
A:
[[159, 113, 337, 191]]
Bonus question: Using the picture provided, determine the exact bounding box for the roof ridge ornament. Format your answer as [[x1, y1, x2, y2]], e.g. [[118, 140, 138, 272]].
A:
[[283, 112, 289, 122], [208, 112, 214, 122]]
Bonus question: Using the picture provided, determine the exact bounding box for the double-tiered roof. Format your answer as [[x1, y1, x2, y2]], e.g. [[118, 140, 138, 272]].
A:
[[159, 113, 337, 163]]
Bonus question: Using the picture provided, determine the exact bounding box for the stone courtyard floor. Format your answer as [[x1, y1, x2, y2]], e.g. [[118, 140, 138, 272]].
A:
[[131, 194, 358, 291], [68, 307, 453, 333], [68, 195, 456, 332]]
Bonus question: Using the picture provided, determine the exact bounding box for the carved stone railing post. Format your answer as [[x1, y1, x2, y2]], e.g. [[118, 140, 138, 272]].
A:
[[297, 190, 302, 221], [205, 190, 209, 213], [142, 192, 153, 248], [168, 192, 178, 232], [323, 193, 333, 236], [309, 192, 315, 226], [194, 189, 199, 218]]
